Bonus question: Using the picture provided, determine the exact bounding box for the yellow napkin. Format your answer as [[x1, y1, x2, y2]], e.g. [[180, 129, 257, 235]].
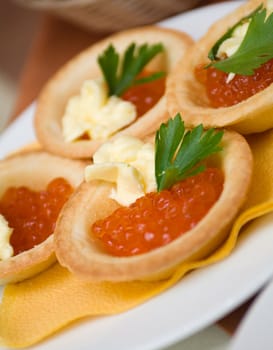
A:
[[1, 130, 273, 348]]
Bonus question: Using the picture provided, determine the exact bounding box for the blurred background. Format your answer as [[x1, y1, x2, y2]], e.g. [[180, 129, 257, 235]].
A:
[[0, 0, 216, 131], [0, 1, 41, 129]]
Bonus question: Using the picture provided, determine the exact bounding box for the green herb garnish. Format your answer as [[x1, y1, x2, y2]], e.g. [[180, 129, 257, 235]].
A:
[[208, 5, 273, 75], [208, 5, 262, 62], [98, 43, 165, 96], [155, 114, 223, 191]]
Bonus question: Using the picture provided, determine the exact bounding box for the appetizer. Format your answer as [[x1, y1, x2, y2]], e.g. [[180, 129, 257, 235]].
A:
[[0, 151, 85, 284], [34, 26, 193, 159], [54, 115, 252, 281], [167, 0, 273, 134]]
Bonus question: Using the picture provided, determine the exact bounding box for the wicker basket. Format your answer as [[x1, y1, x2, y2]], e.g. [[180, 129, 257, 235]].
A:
[[15, 0, 202, 32]]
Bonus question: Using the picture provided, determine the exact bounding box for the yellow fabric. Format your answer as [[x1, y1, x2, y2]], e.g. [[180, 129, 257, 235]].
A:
[[1, 129, 273, 348]]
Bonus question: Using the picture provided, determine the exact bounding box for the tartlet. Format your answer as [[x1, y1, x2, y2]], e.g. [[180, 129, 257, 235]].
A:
[[166, 0, 273, 134], [54, 130, 252, 282], [0, 151, 85, 285], [34, 26, 194, 159]]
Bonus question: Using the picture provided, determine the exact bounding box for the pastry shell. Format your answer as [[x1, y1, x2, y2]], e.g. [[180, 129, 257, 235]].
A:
[[167, 0, 272, 134], [0, 151, 85, 285], [54, 130, 253, 282], [34, 26, 194, 159]]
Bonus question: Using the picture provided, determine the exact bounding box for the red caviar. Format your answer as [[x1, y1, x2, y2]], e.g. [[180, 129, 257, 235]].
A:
[[121, 71, 166, 117], [195, 59, 273, 107], [92, 168, 224, 256], [0, 178, 73, 255]]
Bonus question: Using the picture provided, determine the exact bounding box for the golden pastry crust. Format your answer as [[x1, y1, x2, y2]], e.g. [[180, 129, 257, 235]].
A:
[[54, 130, 253, 282], [34, 26, 194, 159], [167, 0, 272, 134], [0, 151, 85, 285]]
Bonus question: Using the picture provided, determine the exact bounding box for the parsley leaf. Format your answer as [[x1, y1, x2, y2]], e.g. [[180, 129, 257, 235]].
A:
[[208, 5, 262, 62], [155, 114, 223, 191], [98, 42, 165, 96], [209, 6, 273, 75]]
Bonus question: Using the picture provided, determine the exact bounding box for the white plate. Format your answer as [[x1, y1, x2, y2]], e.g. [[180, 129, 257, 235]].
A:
[[2, 2, 273, 350], [229, 278, 273, 350]]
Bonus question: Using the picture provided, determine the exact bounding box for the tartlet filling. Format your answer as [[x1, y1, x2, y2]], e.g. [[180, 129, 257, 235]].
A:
[[92, 168, 224, 256], [195, 58, 273, 107], [0, 178, 73, 256], [197, 1, 273, 107], [85, 135, 155, 206], [62, 42, 166, 143]]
